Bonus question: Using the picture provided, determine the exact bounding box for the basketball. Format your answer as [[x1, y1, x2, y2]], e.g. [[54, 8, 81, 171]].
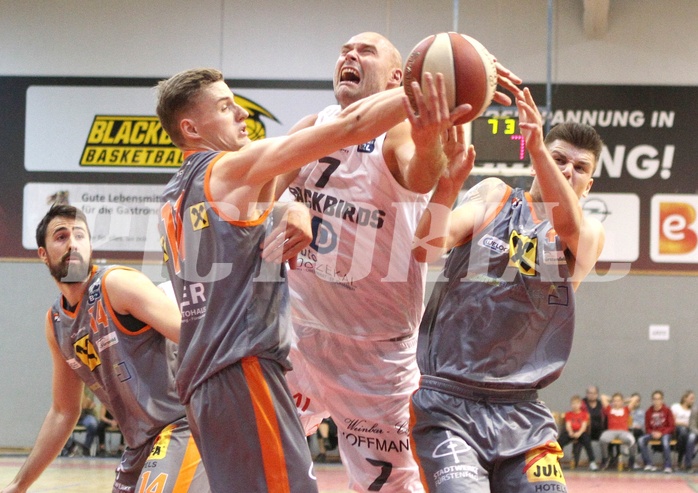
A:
[[403, 32, 498, 125]]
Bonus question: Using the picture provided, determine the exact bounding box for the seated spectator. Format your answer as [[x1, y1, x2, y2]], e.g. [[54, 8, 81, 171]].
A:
[[628, 393, 645, 442], [557, 395, 599, 470], [599, 392, 637, 469], [96, 405, 124, 457], [62, 389, 99, 457], [582, 385, 608, 442], [687, 405, 698, 473], [314, 417, 339, 463], [671, 390, 696, 471], [638, 390, 675, 473]]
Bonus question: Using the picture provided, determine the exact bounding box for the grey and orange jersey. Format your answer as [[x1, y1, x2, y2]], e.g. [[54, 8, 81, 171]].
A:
[[417, 186, 575, 390], [159, 150, 291, 405], [49, 266, 185, 449]]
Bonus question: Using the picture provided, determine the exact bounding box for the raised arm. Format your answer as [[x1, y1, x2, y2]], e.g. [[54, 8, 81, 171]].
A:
[[517, 88, 604, 289], [387, 64, 522, 195], [412, 125, 473, 262], [214, 87, 408, 191], [216, 76, 474, 190], [412, 125, 507, 263], [103, 268, 181, 343], [1, 318, 84, 493], [273, 113, 319, 200], [385, 74, 458, 193]]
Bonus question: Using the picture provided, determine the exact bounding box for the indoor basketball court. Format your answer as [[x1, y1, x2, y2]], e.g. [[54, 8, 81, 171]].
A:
[[2, 1, 698, 492], [1, 454, 697, 492]]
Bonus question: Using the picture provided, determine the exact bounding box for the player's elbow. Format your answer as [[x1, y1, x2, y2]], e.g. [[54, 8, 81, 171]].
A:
[[412, 247, 428, 263], [412, 244, 445, 264]]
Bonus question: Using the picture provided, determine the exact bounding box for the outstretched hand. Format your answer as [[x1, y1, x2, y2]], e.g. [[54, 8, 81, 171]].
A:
[[492, 61, 523, 106], [402, 72, 473, 133], [439, 125, 475, 198], [516, 87, 545, 152], [402, 59, 522, 125], [261, 203, 312, 269]]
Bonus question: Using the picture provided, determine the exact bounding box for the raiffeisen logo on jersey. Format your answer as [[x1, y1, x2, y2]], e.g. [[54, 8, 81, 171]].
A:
[[79, 95, 279, 168]]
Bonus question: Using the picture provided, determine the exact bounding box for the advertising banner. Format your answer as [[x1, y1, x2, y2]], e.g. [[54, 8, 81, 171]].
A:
[[1, 77, 696, 274]]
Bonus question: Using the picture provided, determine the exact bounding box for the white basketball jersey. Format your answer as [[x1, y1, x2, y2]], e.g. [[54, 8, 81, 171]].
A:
[[286, 105, 429, 340]]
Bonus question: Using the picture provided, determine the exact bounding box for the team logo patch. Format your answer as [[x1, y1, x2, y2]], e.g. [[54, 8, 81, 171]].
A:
[[189, 203, 209, 231], [87, 279, 102, 305], [478, 234, 508, 255], [509, 231, 537, 276], [543, 229, 565, 265], [147, 423, 176, 460], [524, 442, 566, 486], [357, 139, 376, 153], [160, 236, 169, 263], [74, 334, 101, 371], [96, 331, 118, 352], [432, 434, 471, 464], [430, 432, 478, 486]]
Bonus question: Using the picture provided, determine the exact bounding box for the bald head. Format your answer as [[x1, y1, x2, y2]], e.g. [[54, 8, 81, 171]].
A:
[[333, 32, 403, 108]]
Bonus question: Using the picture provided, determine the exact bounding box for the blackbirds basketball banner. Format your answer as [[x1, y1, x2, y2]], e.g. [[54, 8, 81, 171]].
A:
[[1, 77, 696, 274]]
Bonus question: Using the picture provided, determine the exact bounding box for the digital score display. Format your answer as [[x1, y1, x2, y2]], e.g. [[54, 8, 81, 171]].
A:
[[471, 116, 529, 164]]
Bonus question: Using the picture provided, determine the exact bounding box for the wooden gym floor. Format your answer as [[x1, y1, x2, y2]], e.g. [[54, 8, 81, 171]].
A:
[[2, 452, 698, 492]]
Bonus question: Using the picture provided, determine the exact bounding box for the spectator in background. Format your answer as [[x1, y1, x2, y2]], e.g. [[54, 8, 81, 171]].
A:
[[671, 390, 696, 471], [63, 389, 99, 457], [628, 393, 645, 442], [96, 405, 124, 458], [687, 404, 698, 473], [314, 417, 339, 463], [557, 395, 599, 470], [599, 392, 637, 469], [628, 393, 645, 470], [638, 390, 675, 473], [582, 385, 608, 442]]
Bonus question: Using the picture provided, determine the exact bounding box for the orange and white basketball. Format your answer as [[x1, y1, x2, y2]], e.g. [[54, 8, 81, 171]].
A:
[[403, 32, 498, 124]]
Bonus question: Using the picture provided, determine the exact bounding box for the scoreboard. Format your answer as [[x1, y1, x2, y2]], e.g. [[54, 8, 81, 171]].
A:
[[470, 116, 529, 164]]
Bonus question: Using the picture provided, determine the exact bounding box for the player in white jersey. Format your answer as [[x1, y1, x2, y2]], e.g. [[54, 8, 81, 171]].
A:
[[274, 32, 521, 493]]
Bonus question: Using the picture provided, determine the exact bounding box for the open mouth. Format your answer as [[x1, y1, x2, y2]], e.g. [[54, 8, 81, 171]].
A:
[[340, 67, 361, 85], [63, 253, 83, 263]]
